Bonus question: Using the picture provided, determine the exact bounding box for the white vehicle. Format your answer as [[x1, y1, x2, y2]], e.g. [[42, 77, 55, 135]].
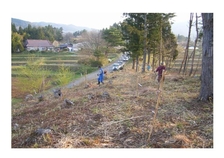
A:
[[121, 54, 130, 61], [117, 60, 125, 68], [122, 56, 129, 61], [112, 63, 121, 71]]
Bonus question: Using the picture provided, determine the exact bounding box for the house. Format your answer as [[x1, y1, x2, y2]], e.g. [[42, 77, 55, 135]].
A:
[[25, 39, 54, 51]]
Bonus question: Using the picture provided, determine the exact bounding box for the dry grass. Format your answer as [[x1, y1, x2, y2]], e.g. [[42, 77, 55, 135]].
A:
[[11, 63, 213, 148]]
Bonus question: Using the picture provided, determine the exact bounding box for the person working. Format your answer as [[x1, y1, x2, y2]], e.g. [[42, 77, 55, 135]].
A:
[[97, 66, 104, 85], [155, 62, 166, 83]]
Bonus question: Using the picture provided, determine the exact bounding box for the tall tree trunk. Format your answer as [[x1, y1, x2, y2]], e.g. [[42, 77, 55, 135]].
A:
[[189, 13, 199, 76], [142, 13, 147, 73], [170, 57, 172, 69], [159, 22, 162, 64], [179, 13, 193, 75], [199, 13, 213, 101], [136, 56, 139, 72], [183, 13, 194, 75], [132, 58, 135, 69], [193, 52, 202, 76], [152, 50, 156, 71], [147, 47, 150, 65]]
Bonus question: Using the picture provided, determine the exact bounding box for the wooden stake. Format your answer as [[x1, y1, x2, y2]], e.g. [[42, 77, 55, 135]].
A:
[[148, 71, 165, 143], [136, 75, 139, 97], [85, 69, 87, 85]]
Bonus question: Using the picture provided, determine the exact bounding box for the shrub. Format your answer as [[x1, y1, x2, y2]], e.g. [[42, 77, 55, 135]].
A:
[[15, 54, 51, 94], [77, 57, 104, 67], [15, 54, 74, 95], [77, 58, 91, 65], [52, 64, 74, 86], [29, 50, 36, 53], [90, 60, 102, 67]]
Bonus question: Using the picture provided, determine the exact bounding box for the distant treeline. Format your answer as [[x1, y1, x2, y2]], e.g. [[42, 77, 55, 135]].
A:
[[11, 23, 63, 42], [11, 23, 65, 53]]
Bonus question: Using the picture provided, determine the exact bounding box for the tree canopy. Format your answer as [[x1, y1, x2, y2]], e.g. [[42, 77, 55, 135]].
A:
[[121, 13, 178, 71], [11, 23, 64, 53]]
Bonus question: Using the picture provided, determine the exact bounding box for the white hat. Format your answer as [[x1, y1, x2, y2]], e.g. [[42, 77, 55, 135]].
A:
[[161, 62, 165, 66]]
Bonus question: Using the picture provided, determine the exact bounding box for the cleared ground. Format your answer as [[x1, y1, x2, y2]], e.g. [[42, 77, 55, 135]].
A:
[[11, 62, 213, 148]]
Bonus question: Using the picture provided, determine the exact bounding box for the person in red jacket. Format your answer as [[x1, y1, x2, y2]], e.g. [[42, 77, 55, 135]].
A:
[[155, 62, 166, 83]]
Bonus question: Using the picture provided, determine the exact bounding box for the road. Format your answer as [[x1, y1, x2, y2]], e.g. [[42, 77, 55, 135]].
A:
[[65, 60, 120, 89]]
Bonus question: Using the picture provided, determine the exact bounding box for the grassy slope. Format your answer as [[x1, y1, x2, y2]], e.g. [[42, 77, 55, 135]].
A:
[[11, 62, 213, 148]]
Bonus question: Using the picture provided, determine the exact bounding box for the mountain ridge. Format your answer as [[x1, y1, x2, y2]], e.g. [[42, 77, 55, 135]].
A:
[[11, 18, 96, 33], [12, 18, 191, 37]]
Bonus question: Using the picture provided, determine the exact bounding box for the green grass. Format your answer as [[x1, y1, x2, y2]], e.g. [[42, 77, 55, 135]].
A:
[[11, 51, 100, 101], [108, 53, 119, 60], [12, 98, 23, 106], [12, 57, 79, 61], [12, 51, 74, 57], [12, 64, 97, 78], [11, 51, 115, 100]]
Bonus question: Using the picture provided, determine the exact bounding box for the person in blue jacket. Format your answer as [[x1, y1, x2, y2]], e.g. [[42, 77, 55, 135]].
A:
[[97, 66, 104, 85], [147, 64, 151, 71]]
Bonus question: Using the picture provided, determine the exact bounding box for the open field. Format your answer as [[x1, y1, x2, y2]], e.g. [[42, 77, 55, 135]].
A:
[[11, 51, 119, 99]]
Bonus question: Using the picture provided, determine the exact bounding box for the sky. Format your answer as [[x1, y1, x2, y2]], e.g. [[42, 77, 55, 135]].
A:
[[11, 12, 126, 30], [9, 1, 214, 36], [11, 12, 192, 36], [10, 12, 190, 29], [7, 0, 220, 33]]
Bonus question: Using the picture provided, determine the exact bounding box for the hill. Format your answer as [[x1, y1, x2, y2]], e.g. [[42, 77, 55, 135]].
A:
[[11, 62, 213, 148], [11, 18, 95, 33]]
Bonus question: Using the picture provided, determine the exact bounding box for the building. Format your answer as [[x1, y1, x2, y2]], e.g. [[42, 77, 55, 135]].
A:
[[25, 39, 54, 51]]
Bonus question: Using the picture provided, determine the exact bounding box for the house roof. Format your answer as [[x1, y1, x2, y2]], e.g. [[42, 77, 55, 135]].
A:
[[26, 39, 53, 47]]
